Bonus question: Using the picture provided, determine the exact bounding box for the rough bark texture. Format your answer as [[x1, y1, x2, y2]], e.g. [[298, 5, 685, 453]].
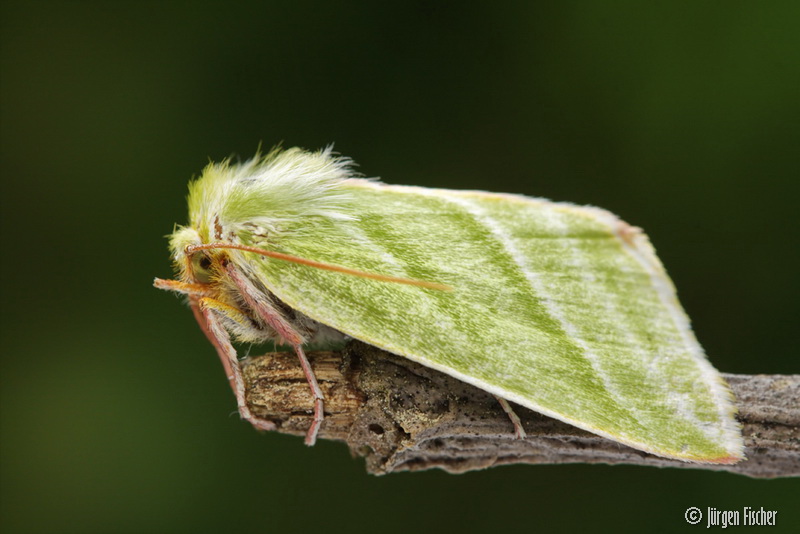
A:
[[242, 342, 799, 478]]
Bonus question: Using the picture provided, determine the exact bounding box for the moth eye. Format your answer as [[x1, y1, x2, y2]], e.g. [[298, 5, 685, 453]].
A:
[[191, 253, 214, 283]]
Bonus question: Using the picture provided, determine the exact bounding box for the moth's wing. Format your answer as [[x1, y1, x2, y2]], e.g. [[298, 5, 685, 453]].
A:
[[244, 180, 743, 463]]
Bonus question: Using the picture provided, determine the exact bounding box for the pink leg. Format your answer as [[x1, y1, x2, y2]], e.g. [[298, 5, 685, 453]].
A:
[[191, 296, 277, 432], [190, 297, 235, 393], [495, 396, 527, 439], [226, 265, 325, 446], [290, 343, 325, 446]]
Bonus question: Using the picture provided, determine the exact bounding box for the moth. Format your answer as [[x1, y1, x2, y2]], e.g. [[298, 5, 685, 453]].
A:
[[155, 146, 744, 463]]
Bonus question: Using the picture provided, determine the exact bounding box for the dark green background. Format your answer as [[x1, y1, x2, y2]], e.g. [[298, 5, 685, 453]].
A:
[[2, 2, 797, 533]]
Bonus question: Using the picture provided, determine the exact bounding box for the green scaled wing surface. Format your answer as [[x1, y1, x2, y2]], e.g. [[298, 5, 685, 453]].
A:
[[244, 180, 743, 463]]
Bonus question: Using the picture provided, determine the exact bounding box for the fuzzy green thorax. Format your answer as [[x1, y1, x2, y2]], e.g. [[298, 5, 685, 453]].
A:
[[169, 146, 358, 282]]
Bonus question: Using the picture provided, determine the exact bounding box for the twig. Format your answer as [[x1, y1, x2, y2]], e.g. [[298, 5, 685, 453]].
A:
[[242, 342, 799, 478]]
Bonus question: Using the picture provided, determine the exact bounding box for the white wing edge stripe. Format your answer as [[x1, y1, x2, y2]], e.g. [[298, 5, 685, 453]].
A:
[[347, 180, 740, 455], [538, 207, 676, 435], [436, 193, 643, 425], [526, 207, 714, 443], [358, 333, 725, 462], [551, 209, 710, 439], [600, 213, 744, 455]]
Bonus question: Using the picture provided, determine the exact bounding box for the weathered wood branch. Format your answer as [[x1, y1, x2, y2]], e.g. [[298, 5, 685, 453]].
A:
[[242, 342, 799, 478]]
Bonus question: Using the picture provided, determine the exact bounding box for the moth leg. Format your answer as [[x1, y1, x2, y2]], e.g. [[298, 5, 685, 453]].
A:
[[287, 343, 325, 446], [225, 265, 325, 446], [189, 297, 235, 391], [198, 296, 253, 327], [193, 296, 277, 432], [495, 396, 527, 440]]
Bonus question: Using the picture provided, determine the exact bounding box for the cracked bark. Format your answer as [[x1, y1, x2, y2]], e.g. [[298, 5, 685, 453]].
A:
[[242, 341, 799, 479]]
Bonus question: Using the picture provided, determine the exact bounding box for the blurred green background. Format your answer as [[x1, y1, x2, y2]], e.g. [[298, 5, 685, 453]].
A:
[[2, 1, 798, 533]]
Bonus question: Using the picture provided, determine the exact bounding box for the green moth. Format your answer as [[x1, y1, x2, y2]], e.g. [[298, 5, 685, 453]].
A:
[[155, 146, 744, 464]]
